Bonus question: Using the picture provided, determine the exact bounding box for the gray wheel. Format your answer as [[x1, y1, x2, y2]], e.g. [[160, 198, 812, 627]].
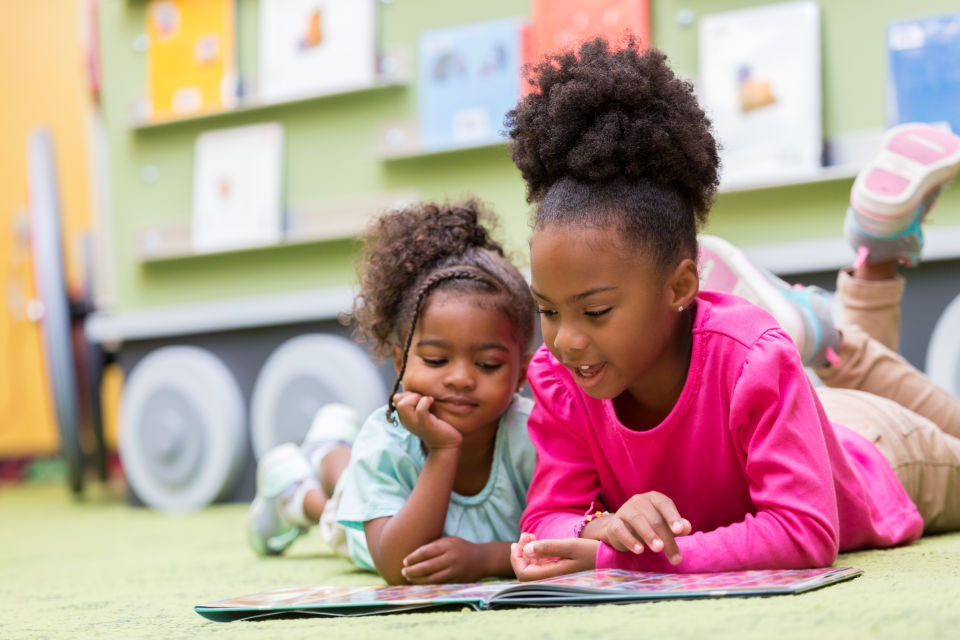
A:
[[926, 292, 960, 396], [250, 334, 386, 459], [120, 346, 246, 512], [28, 129, 83, 494]]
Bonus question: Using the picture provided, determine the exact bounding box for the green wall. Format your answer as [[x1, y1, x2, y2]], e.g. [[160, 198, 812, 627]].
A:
[[99, 0, 960, 311]]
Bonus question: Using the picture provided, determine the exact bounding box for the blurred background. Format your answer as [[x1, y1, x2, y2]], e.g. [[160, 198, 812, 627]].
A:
[[3, 0, 960, 512]]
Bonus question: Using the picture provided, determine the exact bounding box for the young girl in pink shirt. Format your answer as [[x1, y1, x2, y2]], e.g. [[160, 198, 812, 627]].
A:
[[507, 38, 960, 577]]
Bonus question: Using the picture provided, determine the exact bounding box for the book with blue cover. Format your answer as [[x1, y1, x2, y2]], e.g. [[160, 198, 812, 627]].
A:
[[887, 12, 960, 134], [195, 566, 862, 622], [417, 18, 523, 152]]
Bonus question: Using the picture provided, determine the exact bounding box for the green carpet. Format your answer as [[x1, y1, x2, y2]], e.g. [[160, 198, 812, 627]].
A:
[[2, 481, 959, 639]]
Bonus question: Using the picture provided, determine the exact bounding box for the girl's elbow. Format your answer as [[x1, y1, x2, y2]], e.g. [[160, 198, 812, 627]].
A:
[[804, 522, 840, 567]]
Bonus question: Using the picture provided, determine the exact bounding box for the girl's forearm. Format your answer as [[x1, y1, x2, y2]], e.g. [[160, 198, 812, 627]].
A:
[[370, 447, 460, 583]]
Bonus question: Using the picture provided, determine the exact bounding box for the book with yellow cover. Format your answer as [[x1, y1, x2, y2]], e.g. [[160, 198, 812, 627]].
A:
[[146, 0, 237, 122]]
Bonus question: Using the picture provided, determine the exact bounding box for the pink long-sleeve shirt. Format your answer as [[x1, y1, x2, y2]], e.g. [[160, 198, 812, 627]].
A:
[[521, 291, 923, 573]]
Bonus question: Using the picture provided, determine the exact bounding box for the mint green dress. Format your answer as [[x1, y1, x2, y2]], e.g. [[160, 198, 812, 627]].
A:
[[336, 395, 534, 572]]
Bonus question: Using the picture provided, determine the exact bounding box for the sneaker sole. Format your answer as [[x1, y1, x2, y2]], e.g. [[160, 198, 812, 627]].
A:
[[851, 123, 960, 234], [698, 235, 806, 354]]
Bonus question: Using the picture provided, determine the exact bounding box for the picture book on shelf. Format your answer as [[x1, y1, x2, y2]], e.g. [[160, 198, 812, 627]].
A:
[[417, 18, 524, 152], [191, 122, 285, 253], [698, 1, 822, 189], [145, 0, 237, 121], [527, 0, 651, 68], [887, 12, 960, 134], [195, 566, 863, 622], [258, 0, 378, 104]]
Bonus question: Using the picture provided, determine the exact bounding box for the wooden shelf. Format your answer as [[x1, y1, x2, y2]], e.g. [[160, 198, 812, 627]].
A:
[[137, 191, 418, 263]]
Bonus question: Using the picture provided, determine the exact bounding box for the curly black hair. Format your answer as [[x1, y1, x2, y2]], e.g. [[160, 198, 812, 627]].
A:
[[506, 37, 720, 269], [349, 200, 536, 421]]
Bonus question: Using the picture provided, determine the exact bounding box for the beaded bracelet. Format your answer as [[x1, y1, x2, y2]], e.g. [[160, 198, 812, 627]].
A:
[[573, 509, 611, 538]]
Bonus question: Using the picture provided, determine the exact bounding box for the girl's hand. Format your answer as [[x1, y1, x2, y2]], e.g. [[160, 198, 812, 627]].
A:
[[400, 537, 486, 584], [583, 492, 692, 565], [393, 392, 462, 451], [510, 533, 598, 581]]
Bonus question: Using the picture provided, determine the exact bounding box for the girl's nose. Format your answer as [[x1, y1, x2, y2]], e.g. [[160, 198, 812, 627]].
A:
[[444, 362, 476, 390], [552, 322, 588, 354]]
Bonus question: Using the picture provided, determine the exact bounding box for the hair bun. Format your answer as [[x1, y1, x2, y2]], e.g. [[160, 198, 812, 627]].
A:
[[507, 38, 719, 219]]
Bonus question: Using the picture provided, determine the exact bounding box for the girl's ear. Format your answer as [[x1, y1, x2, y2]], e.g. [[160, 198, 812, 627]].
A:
[[392, 345, 404, 375], [516, 353, 533, 393], [667, 257, 699, 311]]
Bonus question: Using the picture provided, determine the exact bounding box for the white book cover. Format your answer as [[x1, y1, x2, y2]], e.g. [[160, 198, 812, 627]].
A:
[[698, 2, 822, 188], [258, 0, 377, 103], [191, 122, 285, 253]]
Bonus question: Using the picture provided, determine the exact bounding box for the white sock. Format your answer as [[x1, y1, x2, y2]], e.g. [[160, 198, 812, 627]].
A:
[[278, 477, 319, 528]]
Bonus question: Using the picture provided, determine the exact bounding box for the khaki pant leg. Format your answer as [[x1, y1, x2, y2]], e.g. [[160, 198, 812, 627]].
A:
[[816, 325, 960, 439], [318, 475, 351, 559], [834, 269, 904, 352], [817, 388, 960, 533]]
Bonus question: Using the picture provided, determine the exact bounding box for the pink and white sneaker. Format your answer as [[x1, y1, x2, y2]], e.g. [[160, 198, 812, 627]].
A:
[[847, 123, 960, 267], [699, 235, 841, 369]]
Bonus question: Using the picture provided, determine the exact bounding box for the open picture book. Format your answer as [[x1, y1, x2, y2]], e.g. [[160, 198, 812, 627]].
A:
[[195, 566, 862, 622]]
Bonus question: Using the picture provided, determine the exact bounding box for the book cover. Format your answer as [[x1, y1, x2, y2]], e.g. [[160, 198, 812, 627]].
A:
[[887, 12, 960, 134], [527, 0, 650, 67], [196, 566, 863, 622], [698, 1, 822, 189], [146, 0, 237, 121], [416, 18, 524, 152], [190, 122, 284, 253], [258, 0, 377, 103]]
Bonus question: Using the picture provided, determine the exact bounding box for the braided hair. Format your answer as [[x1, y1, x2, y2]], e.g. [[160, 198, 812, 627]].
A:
[[349, 200, 535, 422]]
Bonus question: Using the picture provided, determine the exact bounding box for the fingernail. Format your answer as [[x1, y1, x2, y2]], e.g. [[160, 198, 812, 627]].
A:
[[523, 542, 536, 554], [651, 538, 663, 551], [672, 520, 683, 533], [632, 544, 643, 554]]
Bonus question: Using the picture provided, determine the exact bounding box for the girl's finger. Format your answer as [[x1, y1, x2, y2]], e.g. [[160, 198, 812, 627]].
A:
[[403, 542, 443, 567], [415, 395, 433, 416], [649, 493, 686, 536], [603, 517, 644, 554], [401, 554, 449, 579], [522, 538, 589, 561], [516, 559, 581, 581], [621, 511, 668, 555]]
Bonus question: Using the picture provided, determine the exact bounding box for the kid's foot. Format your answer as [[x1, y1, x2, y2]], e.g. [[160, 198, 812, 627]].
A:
[[301, 403, 361, 477], [247, 442, 317, 556], [847, 123, 960, 267], [699, 235, 841, 369]]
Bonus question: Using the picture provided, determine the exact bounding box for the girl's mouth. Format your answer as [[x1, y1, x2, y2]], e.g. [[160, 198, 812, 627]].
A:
[[574, 363, 604, 378]]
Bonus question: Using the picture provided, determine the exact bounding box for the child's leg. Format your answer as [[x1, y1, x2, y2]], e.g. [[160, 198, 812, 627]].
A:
[[817, 388, 960, 533], [301, 444, 351, 522], [815, 327, 960, 440], [833, 267, 903, 353], [246, 404, 361, 556], [316, 470, 353, 560]]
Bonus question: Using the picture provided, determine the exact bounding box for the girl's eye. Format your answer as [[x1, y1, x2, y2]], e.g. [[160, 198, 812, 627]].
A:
[[585, 308, 611, 318], [536, 308, 557, 316], [422, 357, 447, 367], [476, 362, 504, 371]]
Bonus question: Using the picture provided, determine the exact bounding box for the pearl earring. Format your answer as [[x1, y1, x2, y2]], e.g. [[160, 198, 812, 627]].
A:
[[677, 305, 684, 312]]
